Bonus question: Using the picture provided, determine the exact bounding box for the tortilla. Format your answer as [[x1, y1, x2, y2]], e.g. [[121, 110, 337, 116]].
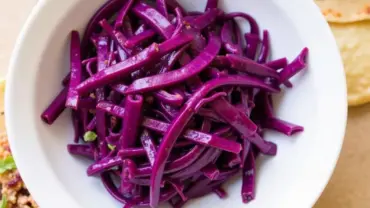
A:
[[315, 0, 370, 23], [329, 21, 370, 106]]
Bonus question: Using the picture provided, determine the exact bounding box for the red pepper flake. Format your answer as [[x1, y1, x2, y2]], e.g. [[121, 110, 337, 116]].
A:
[[335, 12, 342, 18], [366, 5, 370, 14]]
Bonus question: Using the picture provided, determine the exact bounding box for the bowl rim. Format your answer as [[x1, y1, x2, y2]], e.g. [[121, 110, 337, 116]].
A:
[[5, 0, 347, 208]]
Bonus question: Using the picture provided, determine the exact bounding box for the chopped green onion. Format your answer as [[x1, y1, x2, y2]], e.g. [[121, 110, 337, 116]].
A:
[[83, 131, 98, 142], [108, 144, 116, 151], [0, 195, 7, 208], [0, 156, 16, 174]]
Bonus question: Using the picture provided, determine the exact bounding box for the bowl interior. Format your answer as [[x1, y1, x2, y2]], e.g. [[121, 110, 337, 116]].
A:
[[6, 0, 346, 208]]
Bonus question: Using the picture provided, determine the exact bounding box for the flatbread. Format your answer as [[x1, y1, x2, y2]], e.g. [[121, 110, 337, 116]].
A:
[[315, 0, 370, 23], [329, 21, 370, 106]]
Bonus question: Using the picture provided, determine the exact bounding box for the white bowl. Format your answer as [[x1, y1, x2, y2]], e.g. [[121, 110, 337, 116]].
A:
[[5, 0, 347, 207]]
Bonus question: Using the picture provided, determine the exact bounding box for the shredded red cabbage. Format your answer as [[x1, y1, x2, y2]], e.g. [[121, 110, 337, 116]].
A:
[[40, 0, 308, 207]]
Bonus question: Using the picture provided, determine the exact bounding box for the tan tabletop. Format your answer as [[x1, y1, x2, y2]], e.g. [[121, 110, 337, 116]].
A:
[[0, 1, 369, 208]]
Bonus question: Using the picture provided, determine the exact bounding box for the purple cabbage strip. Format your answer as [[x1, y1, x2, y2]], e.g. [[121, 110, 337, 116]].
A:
[[117, 44, 129, 62], [86, 117, 97, 131], [238, 88, 254, 117], [217, 168, 240, 181], [41, 87, 68, 125], [72, 110, 81, 144], [96, 36, 109, 93], [81, 52, 119, 66], [219, 152, 242, 168], [160, 44, 190, 73], [173, 8, 185, 37], [67, 144, 94, 159], [187, 31, 207, 56], [90, 34, 99, 48], [122, 16, 134, 38], [168, 180, 187, 201], [62, 73, 71, 86], [77, 33, 193, 95], [205, 0, 218, 11], [85, 61, 95, 77], [114, 0, 136, 29], [119, 141, 193, 158], [241, 149, 256, 203], [169, 146, 223, 179], [125, 35, 221, 94], [221, 21, 243, 55], [265, 57, 288, 70], [80, 109, 90, 132], [213, 187, 227, 199], [212, 55, 230, 68], [82, 57, 96, 66], [283, 81, 294, 88], [226, 54, 279, 79], [244, 33, 260, 60], [152, 109, 172, 122], [233, 19, 244, 53], [110, 82, 184, 107], [132, 2, 175, 40], [210, 98, 277, 155], [99, 19, 131, 55], [96, 35, 109, 157], [87, 156, 122, 175], [201, 164, 220, 180], [121, 95, 144, 148], [140, 130, 157, 166], [183, 176, 226, 201], [79, 98, 97, 110], [257, 30, 270, 64], [66, 31, 82, 109], [81, 0, 125, 55], [129, 177, 166, 187], [124, 29, 156, 49], [120, 159, 137, 196], [149, 75, 279, 207], [154, 103, 175, 119], [224, 12, 260, 36], [279, 48, 309, 83], [152, 91, 184, 107], [264, 93, 274, 118], [240, 139, 251, 169], [101, 172, 131, 205], [165, 0, 186, 15], [111, 84, 128, 95], [195, 92, 227, 111], [264, 117, 304, 136], [156, 0, 169, 18], [189, 8, 222, 31], [197, 108, 226, 123], [107, 133, 120, 145]]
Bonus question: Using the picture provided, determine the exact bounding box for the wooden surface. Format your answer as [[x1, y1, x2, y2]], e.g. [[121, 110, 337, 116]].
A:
[[314, 105, 370, 208], [1, 1, 369, 208]]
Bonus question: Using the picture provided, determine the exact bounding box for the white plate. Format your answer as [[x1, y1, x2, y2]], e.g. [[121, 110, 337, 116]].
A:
[[5, 0, 347, 207]]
